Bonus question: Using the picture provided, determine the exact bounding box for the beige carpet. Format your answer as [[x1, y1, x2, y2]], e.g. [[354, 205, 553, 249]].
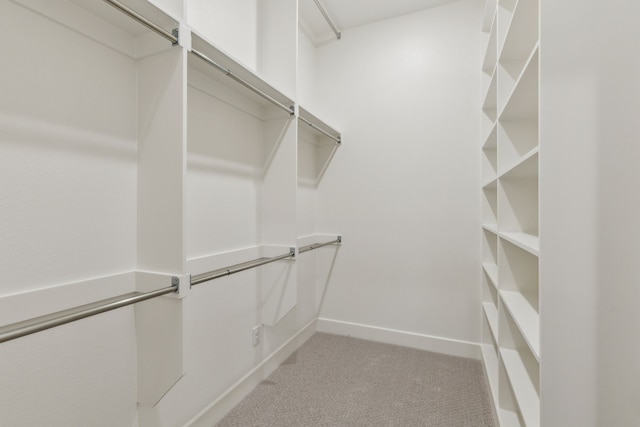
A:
[[217, 333, 497, 426]]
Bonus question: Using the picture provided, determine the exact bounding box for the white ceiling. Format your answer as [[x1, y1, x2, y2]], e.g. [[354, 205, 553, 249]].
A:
[[299, 0, 460, 44]]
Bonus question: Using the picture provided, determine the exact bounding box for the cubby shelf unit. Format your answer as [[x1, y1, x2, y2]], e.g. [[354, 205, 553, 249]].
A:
[[481, 0, 540, 424]]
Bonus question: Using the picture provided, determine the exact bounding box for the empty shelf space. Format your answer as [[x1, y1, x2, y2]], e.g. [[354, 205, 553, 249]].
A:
[[499, 148, 538, 179], [483, 123, 498, 150], [481, 342, 500, 408], [498, 118, 538, 174], [499, 0, 539, 63], [500, 291, 540, 359], [496, 0, 517, 54], [483, 302, 499, 339], [498, 45, 538, 113], [482, 0, 497, 33], [483, 263, 499, 288], [189, 32, 294, 116], [500, 232, 539, 256], [499, 48, 538, 120], [482, 18, 498, 74], [500, 348, 540, 427]]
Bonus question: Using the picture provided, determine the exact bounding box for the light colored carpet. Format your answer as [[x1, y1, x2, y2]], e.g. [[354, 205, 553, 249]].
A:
[[217, 333, 497, 426]]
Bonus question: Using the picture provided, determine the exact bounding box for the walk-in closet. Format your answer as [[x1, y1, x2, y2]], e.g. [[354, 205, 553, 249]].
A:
[[1, 0, 639, 426]]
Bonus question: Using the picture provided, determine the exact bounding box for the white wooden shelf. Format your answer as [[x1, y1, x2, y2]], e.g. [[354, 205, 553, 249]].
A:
[[482, 17, 498, 74], [483, 263, 499, 288], [499, 48, 538, 120], [483, 123, 498, 150], [483, 302, 499, 340], [498, 44, 539, 113], [482, 0, 497, 33], [499, 148, 538, 179], [499, 0, 539, 63], [481, 342, 500, 408], [500, 348, 540, 427], [298, 107, 341, 145], [499, 232, 539, 256], [500, 290, 540, 359], [497, 0, 517, 55], [483, 223, 499, 234], [189, 31, 295, 117]]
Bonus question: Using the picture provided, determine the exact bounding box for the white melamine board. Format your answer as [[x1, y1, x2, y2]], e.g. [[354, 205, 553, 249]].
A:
[[499, 0, 538, 62], [499, 51, 538, 120], [483, 224, 499, 234], [482, 302, 499, 340], [499, 361, 525, 427], [501, 348, 540, 427], [137, 47, 186, 274], [496, 0, 517, 55], [498, 160, 538, 237], [483, 263, 499, 288], [500, 232, 539, 256], [501, 290, 540, 359], [482, 0, 497, 32], [498, 118, 538, 174], [187, 0, 258, 70], [499, 148, 538, 179], [483, 123, 498, 149], [481, 342, 500, 406], [189, 32, 294, 117], [0, 0, 138, 292], [482, 18, 497, 74], [498, 45, 538, 113]]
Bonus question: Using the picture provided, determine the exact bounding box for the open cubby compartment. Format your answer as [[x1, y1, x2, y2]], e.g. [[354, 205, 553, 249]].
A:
[[498, 152, 539, 255], [186, 32, 296, 257], [499, 0, 539, 65], [187, 0, 297, 98], [1, 0, 184, 290], [498, 359, 526, 427], [482, 228, 499, 265], [481, 313, 500, 407], [498, 47, 538, 124], [496, 0, 517, 55], [482, 181, 498, 228], [482, 76, 498, 138], [498, 115, 538, 175], [482, 0, 498, 33], [482, 15, 498, 76], [498, 43, 538, 116], [482, 273, 499, 334], [499, 307, 540, 426], [482, 127, 498, 184], [498, 238, 539, 359]]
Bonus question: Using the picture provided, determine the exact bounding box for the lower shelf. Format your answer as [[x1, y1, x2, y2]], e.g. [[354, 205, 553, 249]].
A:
[[500, 348, 540, 427]]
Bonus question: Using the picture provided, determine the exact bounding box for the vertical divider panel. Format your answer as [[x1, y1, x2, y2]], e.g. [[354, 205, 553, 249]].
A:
[[135, 46, 187, 406]]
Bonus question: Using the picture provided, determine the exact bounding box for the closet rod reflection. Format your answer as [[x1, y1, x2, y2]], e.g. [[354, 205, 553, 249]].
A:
[[190, 49, 294, 116], [299, 116, 341, 144], [312, 0, 341, 40], [0, 285, 177, 344], [103, 0, 178, 44], [298, 236, 342, 254], [191, 248, 296, 287]]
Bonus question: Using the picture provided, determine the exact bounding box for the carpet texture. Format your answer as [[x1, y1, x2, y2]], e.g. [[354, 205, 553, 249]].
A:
[[217, 333, 497, 426]]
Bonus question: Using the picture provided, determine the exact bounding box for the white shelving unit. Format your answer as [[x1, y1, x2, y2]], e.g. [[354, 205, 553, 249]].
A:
[[481, 0, 539, 424]]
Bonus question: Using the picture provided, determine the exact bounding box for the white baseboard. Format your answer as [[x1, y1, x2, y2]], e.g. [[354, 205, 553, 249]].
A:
[[316, 318, 481, 360], [183, 319, 317, 427]]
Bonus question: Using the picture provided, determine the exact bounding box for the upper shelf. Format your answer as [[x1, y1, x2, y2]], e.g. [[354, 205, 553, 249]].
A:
[[298, 107, 341, 145], [189, 31, 295, 118]]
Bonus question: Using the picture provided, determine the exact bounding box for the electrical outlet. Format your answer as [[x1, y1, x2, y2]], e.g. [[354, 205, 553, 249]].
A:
[[252, 324, 263, 347]]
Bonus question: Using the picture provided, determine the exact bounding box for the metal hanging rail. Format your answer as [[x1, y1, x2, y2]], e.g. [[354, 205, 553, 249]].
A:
[[103, 0, 178, 44], [190, 49, 295, 116], [298, 236, 342, 254], [312, 0, 341, 40], [0, 283, 178, 344], [299, 116, 341, 144], [191, 248, 296, 287]]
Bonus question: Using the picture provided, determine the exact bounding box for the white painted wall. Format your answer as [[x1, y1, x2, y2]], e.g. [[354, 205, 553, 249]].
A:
[[311, 0, 483, 347], [540, 0, 640, 425]]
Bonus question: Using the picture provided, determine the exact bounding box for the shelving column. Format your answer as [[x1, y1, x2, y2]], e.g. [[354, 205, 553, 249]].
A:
[[481, 0, 541, 425]]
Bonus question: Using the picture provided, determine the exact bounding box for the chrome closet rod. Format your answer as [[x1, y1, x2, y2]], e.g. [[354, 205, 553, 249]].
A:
[[102, 0, 178, 44], [299, 116, 341, 144], [190, 248, 296, 287], [298, 236, 342, 254], [0, 285, 177, 344], [190, 49, 294, 116], [312, 0, 341, 40]]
